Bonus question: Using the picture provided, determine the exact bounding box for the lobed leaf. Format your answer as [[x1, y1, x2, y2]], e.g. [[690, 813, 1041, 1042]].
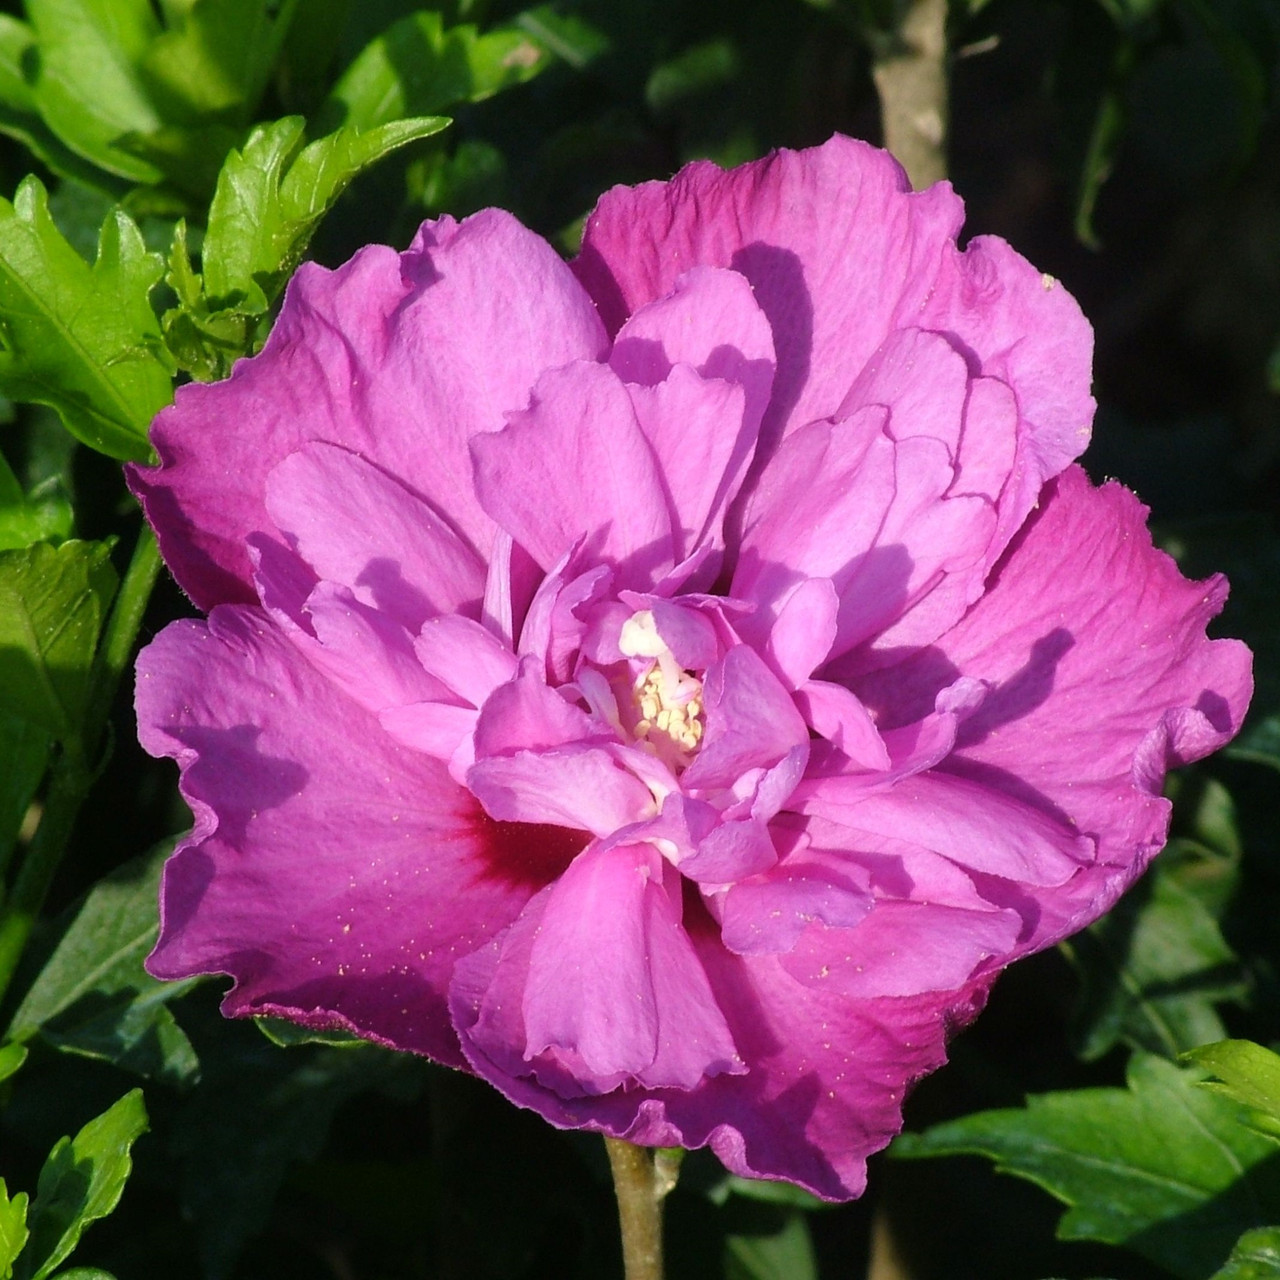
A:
[[0, 178, 171, 460], [894, 1053, 1280, 1279], [200, 114, 448, 312], [15, 1089, 147, 1280], [0, 540, 117, 741]]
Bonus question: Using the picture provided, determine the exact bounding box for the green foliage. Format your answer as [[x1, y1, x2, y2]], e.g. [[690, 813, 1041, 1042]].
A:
[[1186, 1040, 1280, 1141], [6, 842, 199, 1086], [724, 1211, 817, 1280], [895, 1053, 1280, 1278], [0, 180, 170, 460], [1209, 1226, 1280, 1280], [0, 540, 116, 742], [13, 1089, 147, 1280], [0, 1043, 26, 1085], [0, 1178, 30, 1279], [317, 10, 548, 132], [1062, 838, 1245, 1060]]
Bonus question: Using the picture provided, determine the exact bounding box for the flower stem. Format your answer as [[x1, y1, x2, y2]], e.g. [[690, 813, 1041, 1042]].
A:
[[871, 0, 949, 189], [0, 523, 161, 1008], [604, 1138, 672, 1280]]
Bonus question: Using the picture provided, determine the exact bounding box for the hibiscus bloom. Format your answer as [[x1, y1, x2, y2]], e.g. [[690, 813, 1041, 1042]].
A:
[[131, 136, 1252, 1199]]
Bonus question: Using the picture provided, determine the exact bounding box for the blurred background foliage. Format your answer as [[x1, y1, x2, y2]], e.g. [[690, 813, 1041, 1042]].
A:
[[0, 0, 1277, 1277]]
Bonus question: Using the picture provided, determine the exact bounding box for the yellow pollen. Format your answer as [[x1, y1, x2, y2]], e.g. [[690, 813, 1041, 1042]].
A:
[[634, 664, 704, 755]]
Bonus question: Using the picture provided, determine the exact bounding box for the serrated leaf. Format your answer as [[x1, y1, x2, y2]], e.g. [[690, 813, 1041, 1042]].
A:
[[7, 843, 199, 1085], [16, 1089, 147, 1280], [0, 1043, 27, 1085], [26, 0, 165, 184], [725, 1211, 818, 1280], [1063, 841, 1243, 1060], [1210, 1226, 1280, 1279], [0, 541, 116, 740], [0, 1179, 30, 1277], [894, 1053, 1280, 1279], [201, 114, 448, 312], [318, 10, 546, 133], [1186, 1041, 1280, 1131], [0, 179, 172, 460]]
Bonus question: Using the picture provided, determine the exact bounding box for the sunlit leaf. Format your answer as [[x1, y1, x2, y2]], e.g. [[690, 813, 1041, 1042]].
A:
[[0, 1178, 29, 1278], [1209, 1226, 1280, 1280], [15, 1089, 147, 1280], [318, 10, 547, 133], [1185, 1040, 1280, 1138], [0, 179, 171, 460], [201, 114, 448, 312]]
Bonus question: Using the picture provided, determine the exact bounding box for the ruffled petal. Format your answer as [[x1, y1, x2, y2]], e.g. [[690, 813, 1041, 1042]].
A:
[[132, 210, 607, 608], [136, 608, 533, 1065]]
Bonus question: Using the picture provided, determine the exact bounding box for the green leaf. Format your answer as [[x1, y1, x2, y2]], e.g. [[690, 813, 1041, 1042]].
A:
[[1185, 1041, 1280, 1136], [201, 113, 448, 312], [0, 16, 124, 195], [0, 1179, 30, 1278], [0, 710, 49, 878], [0, 1043, 27, 1085], [0, 178, 172, 460], [254, 1017, 364, 1049], [47, 1270, 117, 1279], [137, 0, 299, 124], [511, 5, 610, 70], [25, 0, 165, 184], [16, 1089, 147, 1280], [0, 541, 117, 740], [7, 842, 199, 1086], [318, 10, 546, 133], [0, 452, 72, 551], [1062, 840, 1244, 1060], [724, 1212, 818, 1280], [894, 1053, 1280, 1279], [1210, 1226, 1280, 1280]]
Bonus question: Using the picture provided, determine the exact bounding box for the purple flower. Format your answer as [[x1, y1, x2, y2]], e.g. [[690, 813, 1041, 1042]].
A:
[[131, 136, 1252, 1198]]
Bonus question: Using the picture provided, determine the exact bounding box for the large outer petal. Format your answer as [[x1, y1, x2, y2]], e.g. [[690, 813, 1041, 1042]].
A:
[[853, 465, 1253, 948], [132, 210, 608, 609], [452, 914, 993, 1198], [136, 607, 537, 1065], [574, 134, 1092, 476]]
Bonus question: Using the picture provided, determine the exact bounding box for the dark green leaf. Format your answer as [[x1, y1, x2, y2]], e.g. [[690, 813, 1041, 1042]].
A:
[[724, 1210, 818, 1280], [7, 842, 199, 1086], [1210, 1226, 1280, 1280], [16, 1089, 147, 1280], [894, 1053, 1280, 1279], [707, 1175, 830, 1211], [0, 1178, 29, 1277], [25, 0, 164, 184], [201, 114, 448, 313], [0, 540, 116, 740], [318, 11, 547, 132], [1062, 840, 1244, 1060], [0, 178, 171, 460], [0, 709, 48, 880]]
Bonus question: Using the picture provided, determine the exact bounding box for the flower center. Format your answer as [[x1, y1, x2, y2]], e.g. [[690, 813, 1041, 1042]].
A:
[[618, 609, 705, 767]]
